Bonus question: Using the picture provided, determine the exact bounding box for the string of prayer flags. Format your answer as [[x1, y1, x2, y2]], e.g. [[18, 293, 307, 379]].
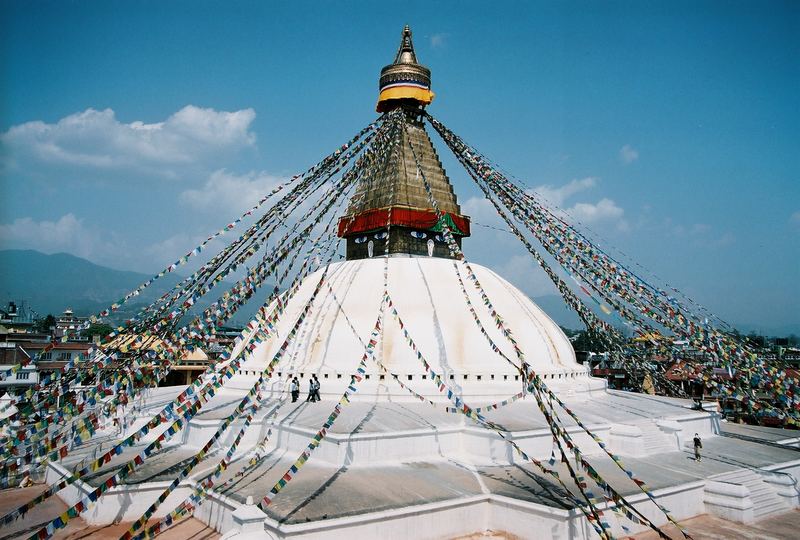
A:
[[260, 309, 384, 509]]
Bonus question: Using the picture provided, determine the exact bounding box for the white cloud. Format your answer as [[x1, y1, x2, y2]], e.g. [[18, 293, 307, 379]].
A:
[[671, 221, 710, 238], [141, 232, 226, 271], [532, 177, 597, 207], [531, 177, 628, 231], [457, 197, 557, 297], [496, 254, 557, 297], [462, 195, 505, 226], [0, 211, 252, 273], [464, 178, 629, 232], [0, 213, 110, 260], [619, 144, 638, 164], [569, 198, 628, 230], [1, 105, 256, 175], [716, 232, 736, 247], [430, 33, 448, 48], [180, 169, 284, 214], [664, 218, 735, 247]]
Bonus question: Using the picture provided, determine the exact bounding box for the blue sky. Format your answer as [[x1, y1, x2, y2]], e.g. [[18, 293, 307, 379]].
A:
[[1, 1, 798, 333]]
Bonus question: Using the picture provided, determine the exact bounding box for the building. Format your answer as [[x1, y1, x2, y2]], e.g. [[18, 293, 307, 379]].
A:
[[161, 348, 212, 386], [0, 301, 35, 334], [0, 341, 38, 392], [0, 337, 91, 413], [101, 334, 213, 387], [54, 308, 89, 341]]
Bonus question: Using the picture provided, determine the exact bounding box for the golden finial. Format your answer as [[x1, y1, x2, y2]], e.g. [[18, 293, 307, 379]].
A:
[[376, 25, 435, 112]]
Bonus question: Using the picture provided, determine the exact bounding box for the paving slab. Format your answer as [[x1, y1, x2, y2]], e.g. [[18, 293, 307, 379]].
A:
[[720, 422, 800, 444], [0, 485, 219, 540], [213, 456, 484, 524], [631, 510, 800, 540]]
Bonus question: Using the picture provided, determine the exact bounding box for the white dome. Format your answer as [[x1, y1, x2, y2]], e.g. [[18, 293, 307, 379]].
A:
[[239, 256, 593, 400]]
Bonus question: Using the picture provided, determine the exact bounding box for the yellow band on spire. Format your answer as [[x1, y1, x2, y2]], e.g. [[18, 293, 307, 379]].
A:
[[376, 86, 435, 111]]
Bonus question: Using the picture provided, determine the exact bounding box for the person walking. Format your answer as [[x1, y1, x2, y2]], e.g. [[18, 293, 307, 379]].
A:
[[306, 377, 316, 402], [311, 375, 321, 402], [693, 433, 702, 462], [291, 377, 300, 403]]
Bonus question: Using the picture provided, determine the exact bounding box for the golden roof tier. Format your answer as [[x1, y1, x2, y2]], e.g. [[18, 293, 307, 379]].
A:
[[338, 26, 470, 261]]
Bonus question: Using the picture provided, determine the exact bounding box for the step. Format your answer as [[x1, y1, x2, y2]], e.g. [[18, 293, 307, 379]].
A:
[[713, 470, 760, 483], [749, 488, 774, 499], [721, 474, 786, 518], [642, 438, 668, 444], [753, 501, 789, 518], [705, 467, 790, 522], [751, 492, 778, 505], [645, 444, 675, 451], [634, 423, 679, 454], [643, 439, 674, 446]]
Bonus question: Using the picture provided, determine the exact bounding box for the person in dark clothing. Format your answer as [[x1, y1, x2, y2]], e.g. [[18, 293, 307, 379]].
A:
[[311, 375, 321, 402], [290, 377, 299, 403], [306, 377, 316, 402], [693, 433, 702, 461]]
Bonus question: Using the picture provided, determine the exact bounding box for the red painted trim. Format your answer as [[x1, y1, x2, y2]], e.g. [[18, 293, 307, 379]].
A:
[[337, 207, 471, 237]]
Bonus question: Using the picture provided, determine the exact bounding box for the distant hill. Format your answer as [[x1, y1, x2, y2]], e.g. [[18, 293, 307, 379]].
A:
[[0, 249, 262, 325], [0, 249, 584, 330], [4, 250, 791, 336], [0, 250, 183, 319], [530, 294, 586, 331]]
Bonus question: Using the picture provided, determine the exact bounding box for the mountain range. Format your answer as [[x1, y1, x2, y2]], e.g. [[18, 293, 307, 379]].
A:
[[0, 250, 254, 325], [4, 250, 791, 335], [0, 249, 587, 331]]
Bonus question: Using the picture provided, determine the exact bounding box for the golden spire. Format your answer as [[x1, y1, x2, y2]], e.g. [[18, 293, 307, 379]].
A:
[[376, 25, 435, 112], [393, 24, 419, 64], [338, 25, 469, 261]]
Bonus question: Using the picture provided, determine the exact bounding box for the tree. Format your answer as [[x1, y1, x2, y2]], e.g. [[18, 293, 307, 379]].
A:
[[571, 330, 608, 352], [746, 332, 766, 349], [559, 326, 579, 338], [32, 314, 56, 334], [84, 323, 113, 341]]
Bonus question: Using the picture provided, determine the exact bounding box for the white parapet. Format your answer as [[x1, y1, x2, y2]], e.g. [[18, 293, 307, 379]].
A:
[[608, 423, 646, 457], [221, 496, 274, 540], [704, 480, 755, 523], [656, 419, 685, 451]]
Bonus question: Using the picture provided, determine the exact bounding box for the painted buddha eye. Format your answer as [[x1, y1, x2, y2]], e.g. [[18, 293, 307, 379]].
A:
[[410, 231, 427, 239], [374, 231, 389, 240], [354, 236, 368, 244]]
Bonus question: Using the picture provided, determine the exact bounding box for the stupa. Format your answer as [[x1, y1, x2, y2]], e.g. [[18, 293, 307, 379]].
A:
[[41, 26, 800, 540], [234, 25, 589, 401]]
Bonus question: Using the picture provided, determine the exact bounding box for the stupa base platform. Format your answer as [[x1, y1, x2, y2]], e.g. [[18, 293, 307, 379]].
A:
[[43, 387, 800, 539], [631, 510, 800, 540], [0, 484, 220, 540]]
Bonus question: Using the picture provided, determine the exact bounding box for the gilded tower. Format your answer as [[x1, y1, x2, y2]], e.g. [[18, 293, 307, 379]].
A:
[[337, 25, 471, 260]]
